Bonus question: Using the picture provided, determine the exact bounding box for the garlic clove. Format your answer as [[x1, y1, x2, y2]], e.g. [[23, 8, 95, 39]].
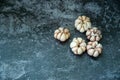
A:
[[75, 20, 80, 27], [54, 33, 57, 39], [77, 47, 83, 55], [64, 28, 69, 33], [96, 48, 102, 53], [88, 42, 93, 45], [93, 27, 97, 30], [91, 32, 95, 36], [57, 33, 62, 39], [92, 42, 97, 47], [88, 49, 94, 56], [65, 34, 69, 39], [66, 33, 70, 40], [59, 27, 64, 32], [82, 16, 86, 20], [70, 41, 77, 48], [76, 24, 81, 30], [96, 44, 102, 48], [87, 45, 92, 50], [86, 17, 90, 21], [87, 22, 91, 28], [86, 30, 91, 36], [87, 36, 91, 39], [96, 36, 100, 41], [76, 25, 81, 30], [54, 29, 60, 33], [77, 37, 82, 43], [93, 50, 99, 57], [80, 27, 84, 32], [81, 46, 86, 51], [72, 47, 78, 54], [73, 38, 78, 42], [97, 30, 101, 34], [80, 42, 86, 47], [86, 31, 91, 36], [78, 16, 82, 20], [60, 33, 66, 41], [90, 36, 95, 41], [84, 24, 88, 30]]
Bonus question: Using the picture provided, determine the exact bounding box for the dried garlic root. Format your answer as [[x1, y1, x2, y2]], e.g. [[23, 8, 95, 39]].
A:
[[70, 37, 86, 55], [54, 27, 70, 42], [75, 16, 91, 33]]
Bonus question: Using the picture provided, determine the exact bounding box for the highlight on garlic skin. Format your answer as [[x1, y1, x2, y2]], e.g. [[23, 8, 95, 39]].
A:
[[87, 41, 102, 57], [86, 27, 102, 41], [70, 37, 86, 55], [75, 16, 91, 33], [54, 27, 70, 42]]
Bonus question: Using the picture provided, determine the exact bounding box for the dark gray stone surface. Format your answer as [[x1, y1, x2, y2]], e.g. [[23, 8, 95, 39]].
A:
[[0, 0, 120, 80]]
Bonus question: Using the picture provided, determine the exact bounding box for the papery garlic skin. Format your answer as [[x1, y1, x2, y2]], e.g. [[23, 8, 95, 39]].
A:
[[54, 27, 70, 42], [75, 16, 91, 33], [70, 37, 86, 55], [86, 27, 102, 41], [87, 41, 102, 57]]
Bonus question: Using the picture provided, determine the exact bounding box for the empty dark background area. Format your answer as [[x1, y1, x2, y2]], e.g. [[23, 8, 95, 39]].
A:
[[0, 0, 120, 80]]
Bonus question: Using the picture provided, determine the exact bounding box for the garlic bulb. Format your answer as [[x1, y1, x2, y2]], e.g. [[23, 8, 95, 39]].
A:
[[87, 41, 102, 57], [75, 16, 91, 33], [70, 37, 86, 55], [54, 27, 70, 42], [86, 27, 102, 41]]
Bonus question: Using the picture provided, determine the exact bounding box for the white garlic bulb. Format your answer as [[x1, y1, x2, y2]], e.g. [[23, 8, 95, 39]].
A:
[[75, 16, 91, 33], [54, 27, 70, 42], [87, 41, 102, 57], [86, 27, 102, 41], [70, 37, 86, 55]]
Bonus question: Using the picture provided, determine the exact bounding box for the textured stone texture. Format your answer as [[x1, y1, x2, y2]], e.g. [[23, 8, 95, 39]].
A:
[[0, 0, 120, 80]]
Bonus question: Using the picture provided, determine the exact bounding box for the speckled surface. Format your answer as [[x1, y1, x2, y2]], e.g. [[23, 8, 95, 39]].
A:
[[0, 0, 120, 80]]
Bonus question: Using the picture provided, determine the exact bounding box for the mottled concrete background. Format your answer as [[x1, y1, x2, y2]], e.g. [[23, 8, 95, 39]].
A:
[[0, 0, 120, 80]]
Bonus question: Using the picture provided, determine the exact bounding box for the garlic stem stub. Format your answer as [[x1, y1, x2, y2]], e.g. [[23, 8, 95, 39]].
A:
[[54, 27, 70, 42], [75, 16, 91, 33], [70, 37, 86, 55], [87, 41, 102, 57]]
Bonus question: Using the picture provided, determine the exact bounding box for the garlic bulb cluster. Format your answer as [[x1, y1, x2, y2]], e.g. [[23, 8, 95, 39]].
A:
[[87, 41, 102, 57], [54, 15, 103, 58], [70, 37, 86, 55], [86, 27, 102, 41], [54, 27, 70, 42], [75, 16, 91, 33]]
